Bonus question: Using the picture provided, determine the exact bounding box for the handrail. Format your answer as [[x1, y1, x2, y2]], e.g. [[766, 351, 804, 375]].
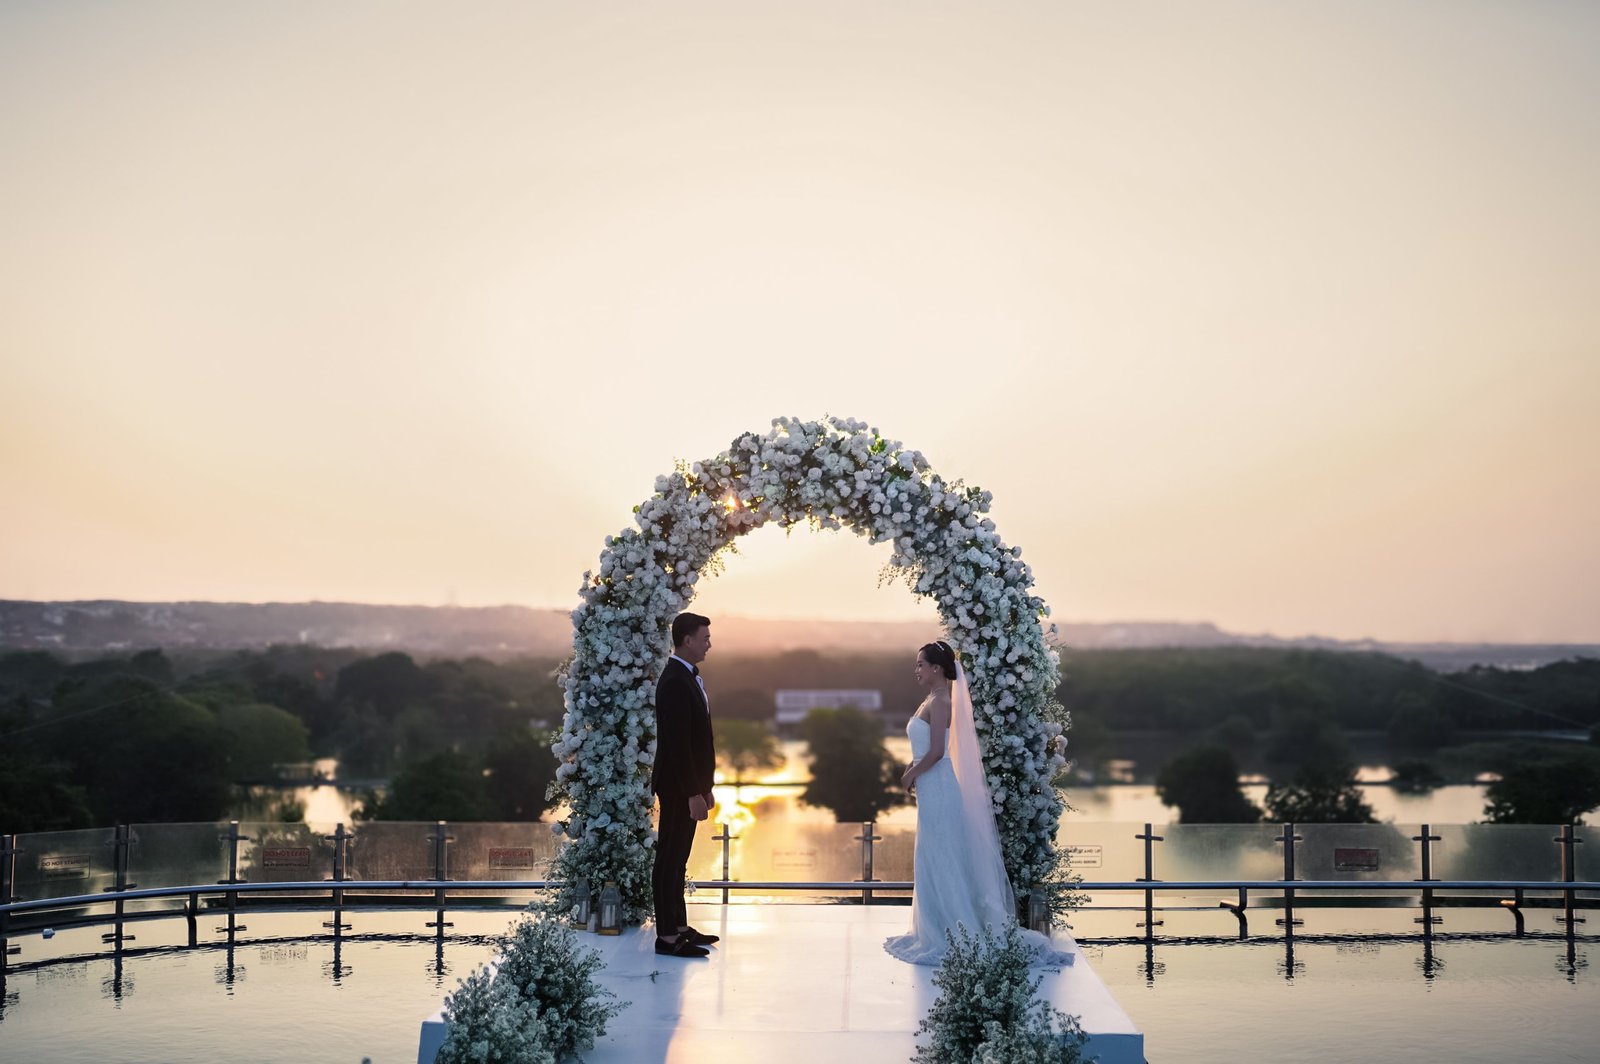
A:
[[3, 877, 1597, 918]]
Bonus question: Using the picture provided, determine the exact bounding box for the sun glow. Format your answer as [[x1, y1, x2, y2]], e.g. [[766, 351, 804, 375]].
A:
[[710, 787, 756, 833]]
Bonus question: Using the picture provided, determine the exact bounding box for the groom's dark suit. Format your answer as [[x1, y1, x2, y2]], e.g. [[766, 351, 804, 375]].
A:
[[651, 656, 716, 934]]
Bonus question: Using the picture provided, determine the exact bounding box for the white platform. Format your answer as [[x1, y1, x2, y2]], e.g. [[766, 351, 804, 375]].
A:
[[419, 903, 1144, 1063]]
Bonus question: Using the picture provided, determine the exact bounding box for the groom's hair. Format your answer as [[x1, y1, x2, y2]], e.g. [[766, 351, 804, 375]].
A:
[[672, 612, 711, 647], [920, 640, 959, 681]]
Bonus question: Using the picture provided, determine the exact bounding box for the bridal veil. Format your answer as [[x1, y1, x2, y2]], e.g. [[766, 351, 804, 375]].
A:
[[946, 659, 1018, 922]]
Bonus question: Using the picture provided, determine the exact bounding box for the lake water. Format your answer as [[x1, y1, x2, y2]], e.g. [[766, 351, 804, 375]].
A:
[[266, 742, 1496, 831]]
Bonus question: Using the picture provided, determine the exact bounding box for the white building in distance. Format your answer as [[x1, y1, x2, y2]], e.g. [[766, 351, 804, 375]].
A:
[[774, 689, 882, 730]]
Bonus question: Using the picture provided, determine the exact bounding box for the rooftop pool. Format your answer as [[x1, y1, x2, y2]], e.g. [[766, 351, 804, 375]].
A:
[[2, 901, 1596, 1063]]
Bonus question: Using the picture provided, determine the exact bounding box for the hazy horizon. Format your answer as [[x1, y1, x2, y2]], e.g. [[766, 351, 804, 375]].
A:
[[8, 596, 1598, 652], [3, 3, 1597, 644]]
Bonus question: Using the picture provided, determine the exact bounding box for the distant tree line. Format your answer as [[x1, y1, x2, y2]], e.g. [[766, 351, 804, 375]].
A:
[[3, 644, 1595, 831], [1061, 647, 1599, 735], [1132, 649, 1600, 825], [0, 646, 564, 833], [632, 645, 1600, 740]]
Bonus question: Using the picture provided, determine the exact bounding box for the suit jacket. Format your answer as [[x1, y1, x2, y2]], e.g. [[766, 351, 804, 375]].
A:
[[651, 657, 716, 798]]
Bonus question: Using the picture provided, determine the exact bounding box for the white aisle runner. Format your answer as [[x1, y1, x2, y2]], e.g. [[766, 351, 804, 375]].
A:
[[418, 903, 1144, 1063]]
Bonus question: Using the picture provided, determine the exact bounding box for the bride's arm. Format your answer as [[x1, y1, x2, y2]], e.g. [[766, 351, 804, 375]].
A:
[[900, 698, 952, 790]]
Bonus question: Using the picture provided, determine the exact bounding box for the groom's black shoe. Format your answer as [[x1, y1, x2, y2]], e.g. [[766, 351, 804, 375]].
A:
[[681, 926, 720, 946], [654, 936, 710, 958]]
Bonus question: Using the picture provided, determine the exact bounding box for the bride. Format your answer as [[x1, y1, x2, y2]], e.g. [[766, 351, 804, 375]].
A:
[[884, 640, 1075, 967]]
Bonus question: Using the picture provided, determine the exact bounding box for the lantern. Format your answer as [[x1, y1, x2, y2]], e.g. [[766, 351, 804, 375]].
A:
[[597, 881, 622, 935], [1027, 886, 1049, 932], [571, 880, 592, 929]]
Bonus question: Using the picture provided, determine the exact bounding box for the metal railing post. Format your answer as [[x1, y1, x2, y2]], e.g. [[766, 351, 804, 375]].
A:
[[1133, 823, 1167, 983], [0, 833, 17, 939], [113, 824, 131, 892], [1219, 885, 1250, 938], [1275, 822, 1303, 932], [1501, 887, 1526, 936], [428, 821, 454, 907], [1413, 823, 1441, 927], [217, 820, 250, 912], [1, 833, 18, 965], [711, 822, 737, 905], [322, 822, 352, 935], [1556, 823, 1586, 930], [101, 824, 138, 946], [857, 821, 880, 904], [1135, 823, 1164, 934], [325, 822, 350, 907]]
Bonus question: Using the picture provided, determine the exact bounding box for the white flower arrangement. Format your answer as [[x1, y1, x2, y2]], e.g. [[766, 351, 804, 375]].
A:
[[435, 915, 625, 1064], [915, 922, 1088, 1064], [549, 416, 1072, 920]]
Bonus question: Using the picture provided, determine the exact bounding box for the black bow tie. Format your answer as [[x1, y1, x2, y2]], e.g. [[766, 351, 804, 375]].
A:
[[690, 664, 700, 677]]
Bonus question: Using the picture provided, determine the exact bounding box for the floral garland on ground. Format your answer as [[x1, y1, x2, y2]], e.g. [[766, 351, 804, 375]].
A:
[[549, 416, 1071, 921]]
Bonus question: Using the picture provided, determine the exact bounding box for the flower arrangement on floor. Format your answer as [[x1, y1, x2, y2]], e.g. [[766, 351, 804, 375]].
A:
[[915, 922, 1088, 1064], [435, 915, 626, 1064], [549, 416, 1073, 920]]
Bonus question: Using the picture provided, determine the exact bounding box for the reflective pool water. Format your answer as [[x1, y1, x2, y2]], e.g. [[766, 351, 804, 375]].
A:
[[2, 903, 1595, 1063]]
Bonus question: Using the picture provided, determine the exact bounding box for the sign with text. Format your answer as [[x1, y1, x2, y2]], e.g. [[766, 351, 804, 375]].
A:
[[41, 854, 90, 879], [488, 847, 539, 871], [262, 847, 311, 869], [772, 848, 818, 871], [1333, 847, 1381, 872], [1065, 845, 1103, 869]]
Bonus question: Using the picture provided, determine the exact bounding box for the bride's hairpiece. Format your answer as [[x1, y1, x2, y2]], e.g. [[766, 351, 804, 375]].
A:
[[921, 639, 959, 680]]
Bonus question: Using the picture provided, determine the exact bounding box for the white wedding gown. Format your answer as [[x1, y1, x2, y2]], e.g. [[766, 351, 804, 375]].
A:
[[884, 714, 1076, 967]]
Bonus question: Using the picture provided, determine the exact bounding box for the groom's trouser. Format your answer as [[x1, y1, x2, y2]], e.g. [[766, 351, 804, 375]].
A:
[[653, 794, 697, 932]]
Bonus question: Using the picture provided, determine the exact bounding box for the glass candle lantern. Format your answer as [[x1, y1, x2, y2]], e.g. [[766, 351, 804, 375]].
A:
[[571, 881, 592, 928], [1027, 886, 1049, 932], [597, 881, 621, 936]]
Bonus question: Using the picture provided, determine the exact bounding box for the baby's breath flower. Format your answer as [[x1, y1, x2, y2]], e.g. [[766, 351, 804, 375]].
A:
[[436, 916, 626, 1064], [915, 922, 1088, 1064]]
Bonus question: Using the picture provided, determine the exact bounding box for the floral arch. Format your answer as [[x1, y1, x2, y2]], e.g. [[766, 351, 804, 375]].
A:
[[550, 416, 1070, 920]]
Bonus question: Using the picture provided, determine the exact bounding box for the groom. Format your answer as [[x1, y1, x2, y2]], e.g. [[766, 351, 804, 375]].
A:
[[651, 611, 720, 958]]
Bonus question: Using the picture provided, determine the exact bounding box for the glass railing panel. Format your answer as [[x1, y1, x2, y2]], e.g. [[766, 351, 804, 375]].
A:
[[1576, 825, 1600, 883], [1055, 822, 1158, 884], [9, 827, 118, 903], [127, 822, 231, 897], [1432, 824, 1564, 884], [443, 822, 562, 882], [345, 821, 445, 888], [684, 818, 729, 886], [872, 824, 915, 885], [1295, 823, 1422, 883], [718, 818, 871, 886], [236, 822, 336, 888], [1158, 824, 1287, 899]]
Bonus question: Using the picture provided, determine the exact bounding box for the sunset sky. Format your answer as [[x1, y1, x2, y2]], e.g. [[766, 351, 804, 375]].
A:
[[2, 2, 1597, 643]]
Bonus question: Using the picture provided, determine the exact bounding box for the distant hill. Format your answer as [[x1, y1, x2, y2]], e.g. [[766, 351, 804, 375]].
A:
[[0, 599, 1593, 670]]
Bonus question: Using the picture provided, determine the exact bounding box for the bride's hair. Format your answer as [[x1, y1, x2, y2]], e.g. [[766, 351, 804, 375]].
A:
[[919, 640, 959, 681]]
